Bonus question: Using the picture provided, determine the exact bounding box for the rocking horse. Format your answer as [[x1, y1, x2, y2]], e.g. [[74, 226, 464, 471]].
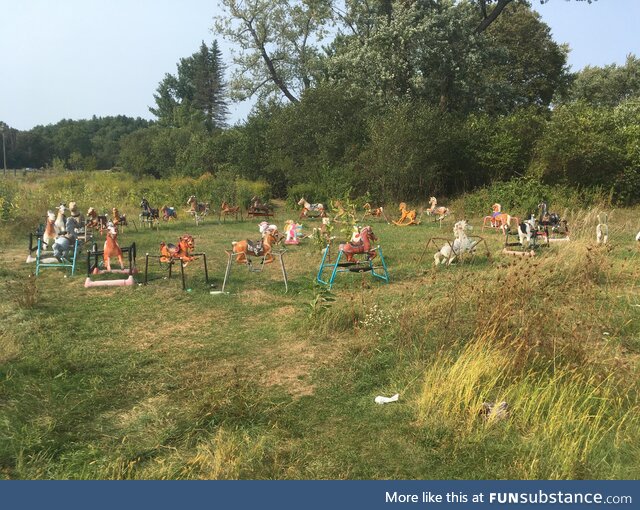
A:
[[219, 201, 242, 222], [221, 230, 288, 293], [596, 213, 609, 245], [143, 234, 209, 291], [42, 210, 57, 248], [362, 203, 389, 223], [538, 201, 570, 241], [502, 217, 547, 257], [86, 207, 108, 230], [298, 198, 326, 219], [102, 223, 124, 272], [231, 230, 278, 266], [482, 204, 519, 232], [112, 208, 128, 229], [159, 234, 197, 266], [428, 220, 489, 266], [425, 197, 450, 222], [187, 195, 210, 225], [317, 225, 389, 289], [247, 196, 274, 218], [161, 205, 178, 221], [140, 198, 160, 228], [35, 216, 81, 276], [54, 204, 66, 234], [283, 220, 303, 245], [393, 202, 420, 226]]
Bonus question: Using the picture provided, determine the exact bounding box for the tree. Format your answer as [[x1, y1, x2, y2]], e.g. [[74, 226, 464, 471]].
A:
[[150, 40, 228, 130], [565, 54, 640, 107], [214, 0, 332, 103]]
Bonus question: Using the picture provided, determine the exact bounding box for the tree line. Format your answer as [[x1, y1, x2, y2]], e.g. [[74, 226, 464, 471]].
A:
[[3, 1, 639, 203]]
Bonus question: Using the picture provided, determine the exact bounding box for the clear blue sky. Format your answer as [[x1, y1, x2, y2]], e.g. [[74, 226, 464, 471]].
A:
[[1, 0, 639, 131]]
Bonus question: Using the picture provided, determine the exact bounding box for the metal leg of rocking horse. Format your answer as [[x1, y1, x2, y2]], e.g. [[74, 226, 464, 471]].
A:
[[221, 251, 234, 293], [370, 246, 389, 283], [180, 260, 186, 290]]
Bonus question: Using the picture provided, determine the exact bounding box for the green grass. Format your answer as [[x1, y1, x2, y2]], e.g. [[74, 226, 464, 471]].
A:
[[1, 190, 640, 479]]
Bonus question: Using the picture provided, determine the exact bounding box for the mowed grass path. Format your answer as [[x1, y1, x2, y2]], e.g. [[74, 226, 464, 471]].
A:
[[1, 206, 640, 479]]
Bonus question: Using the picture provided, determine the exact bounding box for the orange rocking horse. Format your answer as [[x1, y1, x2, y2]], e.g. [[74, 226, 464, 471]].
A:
[[220, 201, 242, 222], [339, 225, 378, 262], [102, 223, 124, 272], [393, 202, 420, 226], [232, 231, 278, 265], [160, 234, 196, 266]]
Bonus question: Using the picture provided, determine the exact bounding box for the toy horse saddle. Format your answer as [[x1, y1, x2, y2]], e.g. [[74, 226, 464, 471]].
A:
[[246, 239, 264, 256]]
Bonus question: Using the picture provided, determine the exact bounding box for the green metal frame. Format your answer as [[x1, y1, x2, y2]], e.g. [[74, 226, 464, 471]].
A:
[[35, 237, 79, 276], [316, 244, 389, 289]]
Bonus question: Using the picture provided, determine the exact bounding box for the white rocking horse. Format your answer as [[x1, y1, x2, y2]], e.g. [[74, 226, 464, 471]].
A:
[[426, 197, 451, 221], [434, 220, 477, 265], [297, 198, 326, 219]]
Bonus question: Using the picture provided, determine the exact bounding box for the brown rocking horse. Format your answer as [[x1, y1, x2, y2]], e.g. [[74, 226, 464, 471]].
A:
[[112, 208, 127, 227], [102, 223, 124, 272], [160, 234, 196, 266], [219, 201, 242, 222], [393, 202, 420, 226], [86, 207, 108, 231], [339, 225, 377, 262], [232, 231, 278, 265]]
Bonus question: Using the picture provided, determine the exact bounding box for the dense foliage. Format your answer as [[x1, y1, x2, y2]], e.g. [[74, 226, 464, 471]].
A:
[[2, 1, 637, 204]]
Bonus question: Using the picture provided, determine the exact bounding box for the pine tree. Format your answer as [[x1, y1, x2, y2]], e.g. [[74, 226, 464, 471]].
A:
[[150, 40, 228, 130]]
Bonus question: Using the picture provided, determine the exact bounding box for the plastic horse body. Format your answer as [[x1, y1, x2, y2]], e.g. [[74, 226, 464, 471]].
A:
[[112, 208, 127, 227], [249, 196, 272, 214], [426, 197, 450, 221], [220, 201, 241, 221], [140, 198, 159, 224], [86, 207, 108, 230], [393, 202, 419, 226], [103, 224, 124, 272], [52, 217, 79, 260], [187, 196, 209, 217], [298, 198, 325, 219], [596, 213, 609, 245], [160, 205, 178, 221], [160, 234, 196, 266], [284, 220, 302, 245], [54, 204, 66, 234], [339, 225, 377, 263], [434, 220, 476, 265], [232, 231, 277, 265], [363, 203, 386, 221], [68, 201, 84, 226], [43, 211, 57, 248]]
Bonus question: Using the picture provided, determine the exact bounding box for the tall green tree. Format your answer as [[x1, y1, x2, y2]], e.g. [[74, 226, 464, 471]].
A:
[[214, 0, 332, 103], [150, 40, 228, 130]]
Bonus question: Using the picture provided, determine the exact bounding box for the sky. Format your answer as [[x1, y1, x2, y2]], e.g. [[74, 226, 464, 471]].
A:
[[1, 0, 639, 131]]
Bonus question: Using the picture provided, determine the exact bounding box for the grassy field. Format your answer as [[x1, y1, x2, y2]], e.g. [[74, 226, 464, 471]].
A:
[[1, 193, 640, 479]]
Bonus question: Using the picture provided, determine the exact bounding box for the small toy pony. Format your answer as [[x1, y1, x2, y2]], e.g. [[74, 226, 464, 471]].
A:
[[187, 195, 209, 223], [538, 201, 568, 234], [393, 202, 419, 226], [68, 201, 84, 226], [86, 207, 108, 230], [140, 198, 160, 225], [43, 210, 57, 248], [434, 220, 477, 265], [362, 203, 388, 222], [160, 234, 196, 266], [232, 230, 278, 265], [220, 201, 242, 222], [160, 205, 178, 221], [284, 220, 303, 245], [247, 196, 273, 216], [52, 216, 79, 260], [102, 223, 124, 272], [596, 213, 609, 245], [298, 198, 326, 219], [426, 197, 450, 221], [339, 225, 378, 263], [483, 203, 518, 232], [112, 208, 128, 227], [54, 204, 67, 234]]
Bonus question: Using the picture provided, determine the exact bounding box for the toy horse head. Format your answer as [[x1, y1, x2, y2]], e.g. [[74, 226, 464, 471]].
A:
[[398, 202, 407, 211], [360, 225, 377, 242], [180, 234, 195, 251], [297, 198, 306, 206], [47, 210, 56, 222]]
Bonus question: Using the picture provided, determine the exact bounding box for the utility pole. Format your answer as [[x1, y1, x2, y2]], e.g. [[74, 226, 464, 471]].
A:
[[1, 128, 6, 177]]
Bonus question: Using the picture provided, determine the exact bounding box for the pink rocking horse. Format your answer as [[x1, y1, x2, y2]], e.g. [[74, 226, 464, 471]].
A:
[[338, 225, 377, 262]]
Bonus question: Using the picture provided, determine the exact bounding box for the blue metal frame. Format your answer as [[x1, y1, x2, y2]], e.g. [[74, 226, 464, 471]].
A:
[[316, 244, 389, 289], [35, 237, 79, 276]]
